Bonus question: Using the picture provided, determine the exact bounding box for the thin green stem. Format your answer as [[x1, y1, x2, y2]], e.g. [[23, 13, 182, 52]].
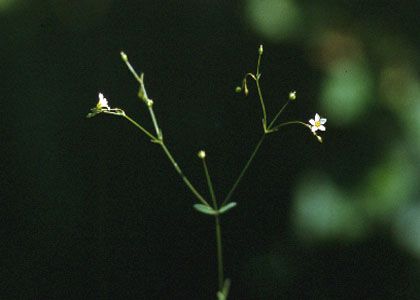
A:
[[123, 110, 209, 207], [160, 142, 211, 207], [270, 121, 310, 132], [255, 51, 267, 130], [122, 56, 142, 85], [202, 158, 225, 292], [256, 50, 262, 76], [201, 156, 225, 292], [138, 74, 161, 139], [122, 54, 161, 138], [245, 73, 256, 81], [255, 79, 267, 130], [121, 54, 210, 207], [122, 114, 157, 141], [215, 215, 224, 292], [202, 158, 218, 210], [222, 133, 266, 206], [148, 105, 161, 139], [267, 100, 291, 130]]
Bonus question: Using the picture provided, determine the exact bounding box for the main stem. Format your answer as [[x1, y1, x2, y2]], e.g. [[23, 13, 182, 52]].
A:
[[202, 158, 225, 292], [215, 215, 224, 292]]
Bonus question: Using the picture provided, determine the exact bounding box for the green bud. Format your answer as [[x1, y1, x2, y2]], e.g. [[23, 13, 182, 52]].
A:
[[258, 45, 263, 55], [289, 90, 296, 101], [197, 150, 206, 159], [316, 135, 323, 143], [120, 51, 128, 62], [235, 86, 242, 93], [244, 85, 249, 96]]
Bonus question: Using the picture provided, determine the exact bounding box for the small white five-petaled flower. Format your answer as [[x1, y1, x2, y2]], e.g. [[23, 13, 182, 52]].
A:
[[97, 93, 110, 110], [309, 113, 327, 133]]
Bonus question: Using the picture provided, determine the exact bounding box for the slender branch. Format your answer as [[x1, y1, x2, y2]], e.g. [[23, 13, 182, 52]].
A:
[[256, 46, 263, 76], [254, 48, 267, 130], [270, 121, 310, 132], [222, 133, 266, 206], [139, 74, 161, 139], [255, 79, 267, 130], [148, 103, 161, 139], [121, 52, 143, 84], [248, 46, 267, 132], [159, 142, 211, 207], [121, 52, 161, 138], [122, 114, 157, 141], [202, 158, 218, 209], [120, 52, 211, 207], [267, 100, 291, 130]]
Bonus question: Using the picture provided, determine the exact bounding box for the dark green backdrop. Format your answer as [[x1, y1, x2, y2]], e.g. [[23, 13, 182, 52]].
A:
[[2, 1, 420, 299]]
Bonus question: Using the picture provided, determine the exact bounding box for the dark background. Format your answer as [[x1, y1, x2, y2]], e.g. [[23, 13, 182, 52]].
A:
[[2, 0, 420, 299]]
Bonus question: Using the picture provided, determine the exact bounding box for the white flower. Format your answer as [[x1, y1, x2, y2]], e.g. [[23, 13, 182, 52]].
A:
[[309, 113, 327, 133], [96, 93, 110, 110]]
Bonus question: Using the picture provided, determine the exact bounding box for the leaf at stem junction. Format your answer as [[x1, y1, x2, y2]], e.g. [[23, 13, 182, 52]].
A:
[[193, 204, 218, 215], [218, 202, 237, 215]]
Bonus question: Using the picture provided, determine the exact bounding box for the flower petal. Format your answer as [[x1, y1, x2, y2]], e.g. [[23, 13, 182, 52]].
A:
[[309, 119, 315, 125], [318, 125, 326, 131], [315, 113, 320, 121], [97, 93, 110, 109], [311, 126, 318, 132], [320, 118, 327, 124]]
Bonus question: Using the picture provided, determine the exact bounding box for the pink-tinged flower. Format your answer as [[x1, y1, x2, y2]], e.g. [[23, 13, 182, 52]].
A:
[[309, 113, 327, 133]]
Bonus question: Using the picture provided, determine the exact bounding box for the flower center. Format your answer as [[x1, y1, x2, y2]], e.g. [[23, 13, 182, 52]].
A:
[[315, 120, 321, 127]]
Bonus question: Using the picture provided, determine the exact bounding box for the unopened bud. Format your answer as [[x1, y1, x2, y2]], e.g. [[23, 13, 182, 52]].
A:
[[258, 45, 263, 55], [235, 86, 242, 93], [197, 150, 206, 159], [316, 135, 323, 143], [244, 85, 249, 96], [146, 99, 154, 107], [289, 91, 297, 101], [120, 51, 128, 62]]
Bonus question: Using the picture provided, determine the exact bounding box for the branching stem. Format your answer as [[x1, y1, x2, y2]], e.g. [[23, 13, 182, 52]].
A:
[[114, 48, 312, 300]]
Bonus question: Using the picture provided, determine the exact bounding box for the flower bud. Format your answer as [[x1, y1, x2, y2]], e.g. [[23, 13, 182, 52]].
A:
[[316, 135, 323, 143], [258, 45, 263, 55], [146, 99, 154, 107], [235, 86, 242, 93], [120, 51, 128, 62], [197, 150, 206, 159], [289, 91, 296, 101]]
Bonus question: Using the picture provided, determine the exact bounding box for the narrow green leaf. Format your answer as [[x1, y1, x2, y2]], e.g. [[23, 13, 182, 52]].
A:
[[193, 204, 218, 216], [218, 202, 237, 214]]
